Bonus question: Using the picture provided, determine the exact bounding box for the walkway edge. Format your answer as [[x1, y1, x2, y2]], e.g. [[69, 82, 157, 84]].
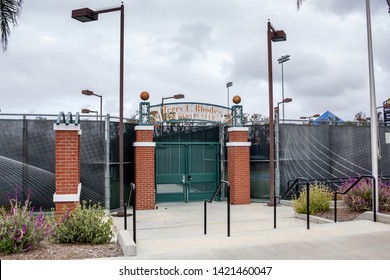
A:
[[118, 230, 137, 256]]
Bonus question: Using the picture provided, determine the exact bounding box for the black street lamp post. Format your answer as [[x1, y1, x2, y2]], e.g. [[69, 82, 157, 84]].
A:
[[72, 4, 125, 214], [267, 20, 287, 206]]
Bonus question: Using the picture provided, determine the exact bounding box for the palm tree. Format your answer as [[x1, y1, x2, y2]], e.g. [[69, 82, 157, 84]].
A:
[[296, 0, 304, 10], [0, 0, 24, 52]]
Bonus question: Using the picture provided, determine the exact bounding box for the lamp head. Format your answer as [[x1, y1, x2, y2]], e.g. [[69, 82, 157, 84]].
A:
[[72, 8, 98, 22], [278, 55, 290, 63], [82, 89, 94, 96], [81, 109, 90, 113], [173, 94, 185, 99], [271, 30, 287, 42]]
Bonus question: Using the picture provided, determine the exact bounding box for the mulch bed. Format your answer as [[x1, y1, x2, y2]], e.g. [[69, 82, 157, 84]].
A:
[[315, 207, 390, 222]]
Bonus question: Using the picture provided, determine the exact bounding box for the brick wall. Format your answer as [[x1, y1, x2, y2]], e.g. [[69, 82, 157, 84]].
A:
[[228, 130, 249, 142]]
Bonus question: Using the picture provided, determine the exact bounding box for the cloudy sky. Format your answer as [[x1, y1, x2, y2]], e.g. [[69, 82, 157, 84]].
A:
[[1, 0, 389, 121]]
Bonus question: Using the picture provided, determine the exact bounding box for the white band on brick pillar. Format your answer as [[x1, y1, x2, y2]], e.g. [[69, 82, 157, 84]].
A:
[[53, 183, 82, 202], [133, 142, 156, 147], [134, 126, 154, 131], [227, 127, 249, 132], [226, 142, 251, 147], [53, 123, 82, 135]]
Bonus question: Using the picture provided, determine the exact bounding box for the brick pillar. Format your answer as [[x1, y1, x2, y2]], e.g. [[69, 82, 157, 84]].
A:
[[227, 127, 251, 204], [53, 124, 82, 217], [133, 126, 155, 210]]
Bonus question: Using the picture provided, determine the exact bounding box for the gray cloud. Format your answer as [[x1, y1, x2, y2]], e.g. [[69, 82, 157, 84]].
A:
[[1, 0, 389, 122], [155, 21, 213, 63]]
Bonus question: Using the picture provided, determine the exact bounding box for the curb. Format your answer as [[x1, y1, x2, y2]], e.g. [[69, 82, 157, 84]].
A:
[[294, 213, 333, 224], [355, 211, 390, 224], [117, 230, 137, 256]]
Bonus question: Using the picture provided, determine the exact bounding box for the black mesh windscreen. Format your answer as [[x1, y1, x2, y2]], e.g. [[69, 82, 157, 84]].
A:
[[0, 115, 117, 210]]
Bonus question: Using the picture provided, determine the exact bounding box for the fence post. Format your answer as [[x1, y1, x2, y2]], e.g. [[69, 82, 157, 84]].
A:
[[105, 114, 111, 211]]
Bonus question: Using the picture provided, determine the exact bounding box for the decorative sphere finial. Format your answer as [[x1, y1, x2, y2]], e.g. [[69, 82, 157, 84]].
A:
[[232, 95, 241, 104], [140, 91, 150, 101]]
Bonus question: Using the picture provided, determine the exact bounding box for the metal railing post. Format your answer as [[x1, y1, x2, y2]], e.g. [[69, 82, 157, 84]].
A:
[[204, 201, 207, 235], [373, 177, 376, 222], [204, 180, 230, 237], [124, 183, 136, 243], [132, 184, 136, 243], [227, 183, 230, 237], [124, 204, 127, 230], [280, 177, 310, 230], [334, 192, 338, 223], [306, 181, 310, 230]]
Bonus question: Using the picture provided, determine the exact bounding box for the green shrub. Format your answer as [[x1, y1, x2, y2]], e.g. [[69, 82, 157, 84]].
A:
[[0, 188, 55, 255], [52, 200, 113, 244], [292, 183, 332, 214]]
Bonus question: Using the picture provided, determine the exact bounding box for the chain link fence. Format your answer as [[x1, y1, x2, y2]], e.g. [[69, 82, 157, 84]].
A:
[[2, 113, 389, 207], [249, 123, 390, 200], [0, 113, 136, 210]]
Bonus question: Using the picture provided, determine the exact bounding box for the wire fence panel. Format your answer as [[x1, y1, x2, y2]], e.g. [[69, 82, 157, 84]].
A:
[[249, 123, 390, 199], [280, 124, 390, 195], [0, 114, 126, 210], [2, 113, 390, 208]]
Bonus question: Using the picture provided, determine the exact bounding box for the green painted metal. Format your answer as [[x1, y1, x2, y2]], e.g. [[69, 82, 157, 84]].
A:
[[155, 142, 220, 203], [139, 102, 151, 125]]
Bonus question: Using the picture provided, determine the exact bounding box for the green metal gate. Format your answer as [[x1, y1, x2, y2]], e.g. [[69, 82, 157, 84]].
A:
[[155, 142, 220, 202]]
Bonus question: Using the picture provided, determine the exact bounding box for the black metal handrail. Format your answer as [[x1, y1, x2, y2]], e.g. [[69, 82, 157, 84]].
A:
[[204, 180, 230, 237], [124, 183, 136, 243], [276, 177, 310, 230], [286, 176, 362, 196], [333, 175, 376, 223]]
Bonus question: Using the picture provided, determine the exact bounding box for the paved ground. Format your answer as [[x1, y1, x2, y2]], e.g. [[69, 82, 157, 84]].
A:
[[111, 201, 390, 260]]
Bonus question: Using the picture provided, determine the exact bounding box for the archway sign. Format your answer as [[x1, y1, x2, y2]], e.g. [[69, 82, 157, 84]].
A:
[[145, 102, 243, 126]]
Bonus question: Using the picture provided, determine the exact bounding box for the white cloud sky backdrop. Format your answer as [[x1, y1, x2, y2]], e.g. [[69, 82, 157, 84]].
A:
[[1, 0, 389, 121]]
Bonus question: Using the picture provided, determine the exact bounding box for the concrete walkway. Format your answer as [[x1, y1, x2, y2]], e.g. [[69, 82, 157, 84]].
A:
[[111, 201, 390, 260]]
